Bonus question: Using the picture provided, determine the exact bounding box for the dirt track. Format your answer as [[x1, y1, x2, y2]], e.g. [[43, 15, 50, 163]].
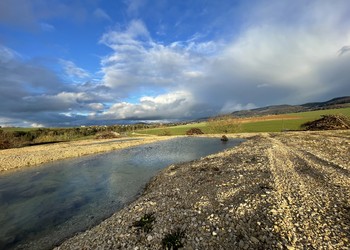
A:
[[55, 131, 350, 250]]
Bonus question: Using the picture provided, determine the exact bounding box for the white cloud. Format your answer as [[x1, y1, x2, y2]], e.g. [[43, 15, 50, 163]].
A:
[[97, 3, 350, 121], [88, 103, 104, 111], [2, 1, 350, 126], [0, 44, 21, 63], [30, 122, 44, 128], [21, 92, 98, 113], [93, 8, 111, 22], [100, 19, 150, 49], [101, 91, 195, 120], [60, 59, 90, 79], [40, 22, 55, 32], [99, 20, 210, 98], [208, 2, 350, 104], [125, 0, 145, 16], [338, 46, 350, 56]]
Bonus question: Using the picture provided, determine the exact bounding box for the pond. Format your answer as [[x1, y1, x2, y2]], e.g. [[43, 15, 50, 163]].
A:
[[0, 137, 244, 249]]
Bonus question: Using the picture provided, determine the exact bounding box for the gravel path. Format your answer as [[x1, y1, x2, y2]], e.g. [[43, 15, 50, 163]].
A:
[[54, 130, 350, 249]]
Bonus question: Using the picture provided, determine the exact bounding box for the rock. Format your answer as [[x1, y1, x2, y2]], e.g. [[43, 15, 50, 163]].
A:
[[147, 235, 153, 241], [250, 236, 259, 244], [221, 135, 229, 141]]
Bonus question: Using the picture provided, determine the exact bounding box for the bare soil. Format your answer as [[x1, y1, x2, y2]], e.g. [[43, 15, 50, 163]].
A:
[[54, 130, 350, 249]]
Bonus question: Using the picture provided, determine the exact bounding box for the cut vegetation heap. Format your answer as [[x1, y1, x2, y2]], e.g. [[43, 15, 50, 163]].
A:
[[302, 114, 350, 131]]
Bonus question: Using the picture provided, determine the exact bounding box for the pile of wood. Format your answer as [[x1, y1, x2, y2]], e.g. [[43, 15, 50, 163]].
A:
[[186, 128, 204, 135], [302, 115, 350, 131]]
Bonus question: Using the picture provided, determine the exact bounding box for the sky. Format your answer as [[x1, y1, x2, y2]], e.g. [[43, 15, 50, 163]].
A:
[[0, 0, 350, 127]]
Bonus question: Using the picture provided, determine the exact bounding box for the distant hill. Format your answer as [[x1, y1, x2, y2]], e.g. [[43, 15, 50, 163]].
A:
[[231, 96, 350, 117]]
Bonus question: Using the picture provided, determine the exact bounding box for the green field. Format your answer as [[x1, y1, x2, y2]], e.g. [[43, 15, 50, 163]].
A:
[[137, 107, 350, 135], [1, 127, 39, 132]]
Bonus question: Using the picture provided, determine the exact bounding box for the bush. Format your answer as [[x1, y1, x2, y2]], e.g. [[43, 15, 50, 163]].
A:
[[0, 130, 28, 149], [221, 135, 228, 141], [95, 131, 120, 139], [185, 128, 204, 135]]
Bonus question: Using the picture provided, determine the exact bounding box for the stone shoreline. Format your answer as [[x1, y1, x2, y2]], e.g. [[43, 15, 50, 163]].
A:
[[0, 136, 173, 173], [53, 130, 350, 249]]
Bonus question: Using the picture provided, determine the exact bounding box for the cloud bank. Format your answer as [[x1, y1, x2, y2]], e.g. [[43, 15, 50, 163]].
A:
[[1, 0, 350, 126], [97, 1, 350, 121]]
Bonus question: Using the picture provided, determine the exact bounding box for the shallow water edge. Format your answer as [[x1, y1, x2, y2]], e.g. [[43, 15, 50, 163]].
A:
[[0, 136, 245, 249]]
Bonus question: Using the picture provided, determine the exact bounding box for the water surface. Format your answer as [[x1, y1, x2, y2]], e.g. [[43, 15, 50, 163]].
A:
[[0, 137, 244, 249]]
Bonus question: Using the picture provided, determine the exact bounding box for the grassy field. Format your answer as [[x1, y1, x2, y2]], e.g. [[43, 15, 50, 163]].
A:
[[1, 127, 39, 132], [137, 107, 350, 135]]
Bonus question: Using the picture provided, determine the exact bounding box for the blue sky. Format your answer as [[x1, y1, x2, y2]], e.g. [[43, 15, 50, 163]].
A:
[[0, 0, 350, 127]]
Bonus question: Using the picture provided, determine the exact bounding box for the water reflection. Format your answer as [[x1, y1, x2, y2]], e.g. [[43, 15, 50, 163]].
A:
[[0, 137, 244, 249]]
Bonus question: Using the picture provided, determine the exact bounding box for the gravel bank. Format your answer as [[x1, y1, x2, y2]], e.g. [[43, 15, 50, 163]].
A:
[[55, 130, 350, 249], [0, 136, 172, 172]]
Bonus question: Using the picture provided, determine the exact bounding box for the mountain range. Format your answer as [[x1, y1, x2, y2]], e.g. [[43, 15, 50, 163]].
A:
[[231, 96, 350, 117]]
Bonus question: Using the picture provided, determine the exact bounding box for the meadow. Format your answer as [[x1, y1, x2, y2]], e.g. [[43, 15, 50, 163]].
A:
[[137, 107, 350, 135], [1, 107, 349, 149]]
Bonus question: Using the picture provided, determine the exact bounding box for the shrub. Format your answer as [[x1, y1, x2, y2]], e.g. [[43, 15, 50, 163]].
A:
[[185, 128, 204, 135], [221, 135, 228, 141], [95, 131, 120, 139], [0, 130, 29, 149]]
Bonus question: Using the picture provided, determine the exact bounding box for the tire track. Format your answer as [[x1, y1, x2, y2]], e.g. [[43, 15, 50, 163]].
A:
[[268, 136, 350, 249]]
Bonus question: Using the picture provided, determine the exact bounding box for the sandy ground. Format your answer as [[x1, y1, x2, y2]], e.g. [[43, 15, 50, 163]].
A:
[[0, 136, 173, 173], [53, 130, 350, 250]]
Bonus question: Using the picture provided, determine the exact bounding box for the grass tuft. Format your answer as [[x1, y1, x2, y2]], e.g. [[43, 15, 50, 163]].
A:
[[132, 213, 156, 233], [162, 228, 185, 250]]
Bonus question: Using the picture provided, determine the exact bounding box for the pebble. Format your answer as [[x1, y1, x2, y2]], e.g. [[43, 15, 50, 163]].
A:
[[250, 236, 259, 244]]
